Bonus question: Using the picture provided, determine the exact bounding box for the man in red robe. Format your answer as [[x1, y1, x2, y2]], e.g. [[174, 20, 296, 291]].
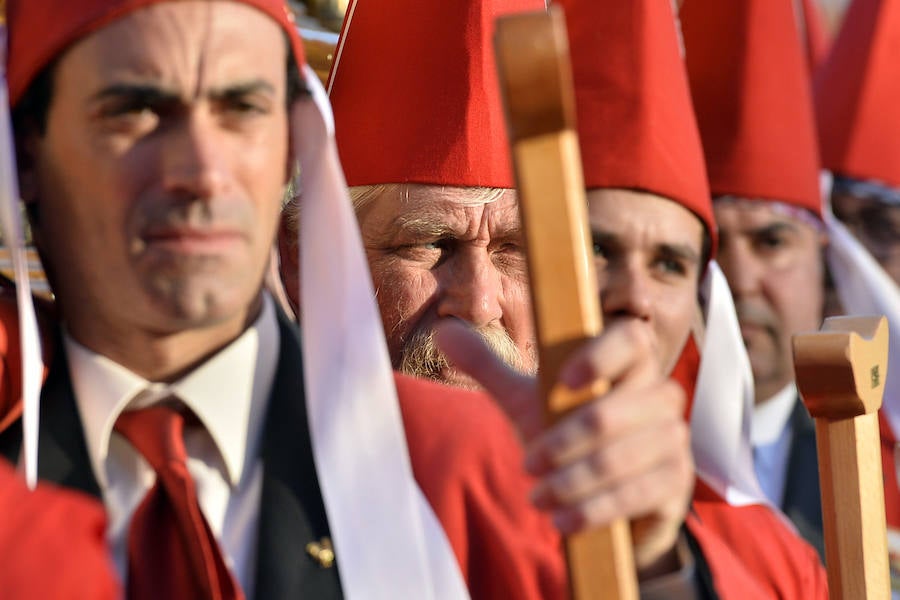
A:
[[682, 0, 830, 561]]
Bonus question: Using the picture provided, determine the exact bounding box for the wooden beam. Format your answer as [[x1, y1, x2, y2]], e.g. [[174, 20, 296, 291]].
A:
[[494, 8, 638, 599], [793, 315, 891, 599]]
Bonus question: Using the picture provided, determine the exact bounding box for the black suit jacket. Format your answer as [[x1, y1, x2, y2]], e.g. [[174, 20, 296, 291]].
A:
[[0, 312, 343, 598], [780, 396, 825, 562]]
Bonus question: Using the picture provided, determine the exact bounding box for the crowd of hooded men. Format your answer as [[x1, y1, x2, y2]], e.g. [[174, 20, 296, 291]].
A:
[[0, 0, 898, 597]]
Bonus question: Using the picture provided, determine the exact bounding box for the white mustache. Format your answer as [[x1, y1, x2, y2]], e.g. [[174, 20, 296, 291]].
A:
[[399, 324, 534, 383]]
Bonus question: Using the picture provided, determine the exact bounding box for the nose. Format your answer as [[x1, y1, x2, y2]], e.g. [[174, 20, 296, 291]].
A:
[[436, 249, 504, 327], [717, 240, 762, 299], [161, 110, 229, 200], [600, 263, 653, 322]]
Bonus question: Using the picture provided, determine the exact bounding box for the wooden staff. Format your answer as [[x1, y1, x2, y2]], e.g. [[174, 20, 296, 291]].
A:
[[494, 8, 638, 600], [793, 315, 891, 599]]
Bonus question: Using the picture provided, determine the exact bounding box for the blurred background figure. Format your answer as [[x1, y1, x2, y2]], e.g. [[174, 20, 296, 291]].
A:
[[682, 0, 828, 560]]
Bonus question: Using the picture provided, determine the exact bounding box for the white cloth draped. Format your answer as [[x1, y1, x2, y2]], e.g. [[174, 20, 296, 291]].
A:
[[298, 65, 469, 600], [691, 261, 771, 507], [0, 25, 45, 489]]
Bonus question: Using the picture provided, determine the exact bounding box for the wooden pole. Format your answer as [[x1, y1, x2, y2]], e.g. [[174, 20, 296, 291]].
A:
[[793, 315, 891, 599], [494, 8, 638, 600]]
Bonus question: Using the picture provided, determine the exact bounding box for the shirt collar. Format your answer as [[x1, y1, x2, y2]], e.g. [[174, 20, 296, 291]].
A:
[[66, 294, 280, 489], [751, 382, 798, 446]]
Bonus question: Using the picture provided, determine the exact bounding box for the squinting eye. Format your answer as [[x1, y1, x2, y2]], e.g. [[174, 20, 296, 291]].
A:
[[657, 258, 687, 275], [756, 234, 786, 250], [102, 101, 154, 119]]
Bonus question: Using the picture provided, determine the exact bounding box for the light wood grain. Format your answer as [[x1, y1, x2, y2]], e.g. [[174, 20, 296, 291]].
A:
[[794, 315, 891, 599], [495, 8, 637, 599]]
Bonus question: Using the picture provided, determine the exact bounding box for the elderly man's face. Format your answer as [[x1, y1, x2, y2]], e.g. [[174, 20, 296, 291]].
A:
[[715, 200, 825, 403], [588, 189, 705, 375], [356, 185, 536, 388], [24, 2, 289, 352], [832, 192, 900, 285]]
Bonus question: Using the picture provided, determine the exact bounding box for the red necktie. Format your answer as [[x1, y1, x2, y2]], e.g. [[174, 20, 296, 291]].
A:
[[115, 405, 244, 600]]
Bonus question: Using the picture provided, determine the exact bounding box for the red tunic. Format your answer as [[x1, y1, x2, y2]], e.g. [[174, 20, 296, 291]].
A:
[[0, 460, 120, 598]]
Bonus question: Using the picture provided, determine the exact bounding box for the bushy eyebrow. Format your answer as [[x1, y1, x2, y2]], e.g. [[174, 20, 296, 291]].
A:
[[655, 243, 700, 264], [208, 80, 277, 100], [90, 79, 276, 104], [591, 230, 700, 263], [91, 83, 178, 104], [747, 221, 798, 237], [391, 212, 460, 239]]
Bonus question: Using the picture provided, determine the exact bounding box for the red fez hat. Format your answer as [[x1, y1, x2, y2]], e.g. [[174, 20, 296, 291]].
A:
[[327, 0, 545, 188], [816, 0, 900, 190], [7, 0, 306, 107], [560, 0, 715, 252], [682, 0, 823, 218]]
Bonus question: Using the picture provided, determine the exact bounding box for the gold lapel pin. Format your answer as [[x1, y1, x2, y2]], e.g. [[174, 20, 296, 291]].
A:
[[306, 537, 335, 568]]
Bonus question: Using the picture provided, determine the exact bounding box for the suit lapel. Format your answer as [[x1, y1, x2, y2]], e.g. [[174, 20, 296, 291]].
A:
[[0, 332, 100, 499], [253, 313, 343, 599], [781, 396, 824, 561]]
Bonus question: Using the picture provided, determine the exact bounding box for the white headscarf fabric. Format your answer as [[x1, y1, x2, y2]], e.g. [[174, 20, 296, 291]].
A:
[[0, 25, 46, 490], [692, 261, 771, 507], [297, 65, 469, 600]]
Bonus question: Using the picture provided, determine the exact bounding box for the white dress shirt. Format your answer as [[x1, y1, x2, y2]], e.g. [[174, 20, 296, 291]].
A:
[[65, 295, 279, 598], [751, 383, 798, 506]]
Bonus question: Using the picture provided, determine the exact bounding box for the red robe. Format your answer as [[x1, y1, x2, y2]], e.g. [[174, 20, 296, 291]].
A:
[[0, 460, 120, 598], [0, 292, 826, 598]]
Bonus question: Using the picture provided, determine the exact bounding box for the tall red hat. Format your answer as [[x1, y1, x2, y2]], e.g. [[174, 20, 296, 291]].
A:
[[815, 0, 900, 190], [7, 0, 306, 107], [327, 0, 545, 188], [681, 0, 823, 218], [560, 0, 715, 251]]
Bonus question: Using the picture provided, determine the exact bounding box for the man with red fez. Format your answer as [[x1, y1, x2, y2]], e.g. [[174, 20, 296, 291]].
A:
[[0, 1, 695, 599], [681, 0, 829, 559], [563, 0, 825, 596], [815, 0, 900, 584], [309, 0, 707, 591]]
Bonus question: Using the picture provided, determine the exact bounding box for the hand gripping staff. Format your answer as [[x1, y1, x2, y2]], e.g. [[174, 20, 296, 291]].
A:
[[793, 316, 891, 599], [494, 7, 638, 599]]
